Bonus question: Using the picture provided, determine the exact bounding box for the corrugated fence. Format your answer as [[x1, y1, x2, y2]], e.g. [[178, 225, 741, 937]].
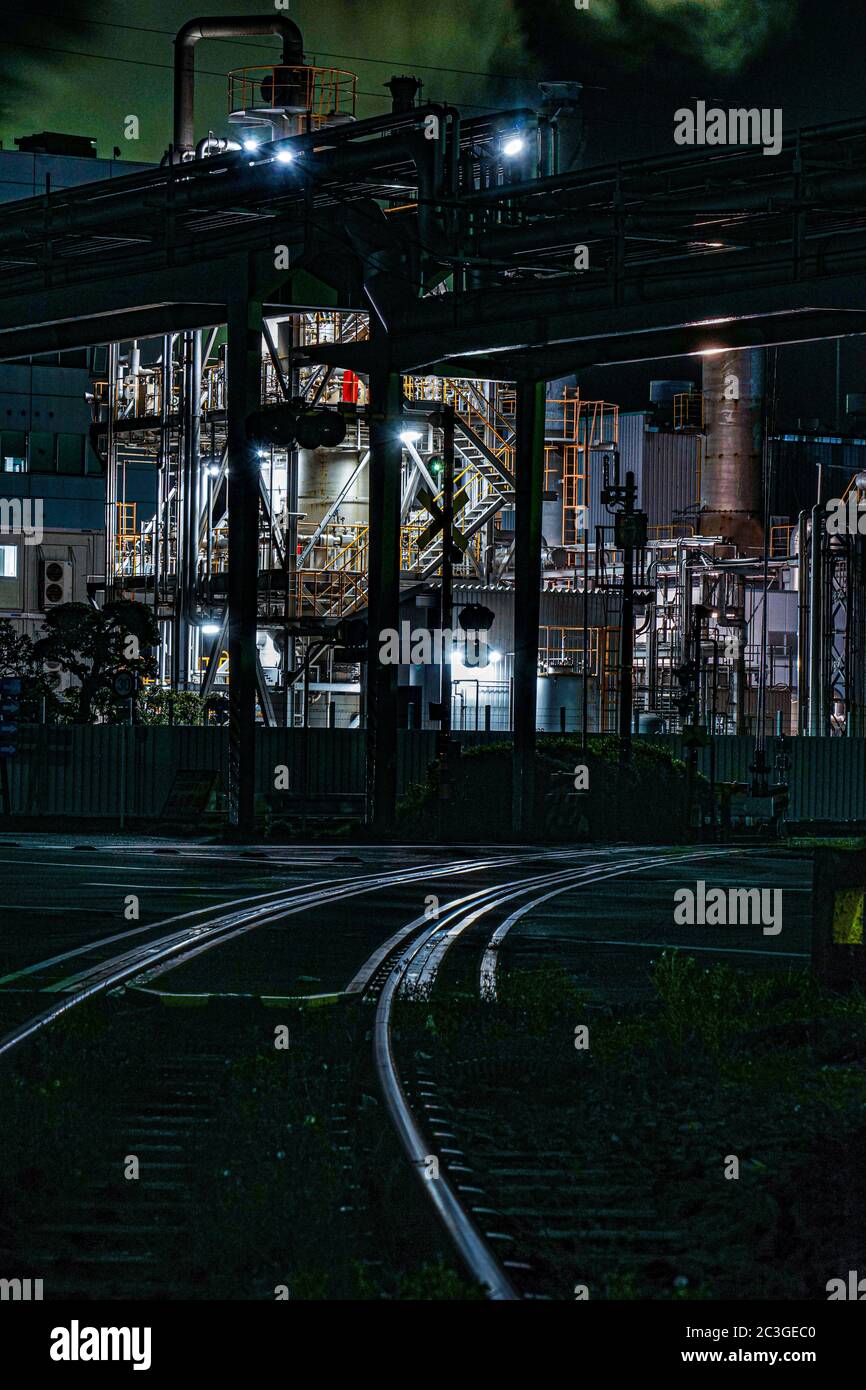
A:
[[2, 727, 865, 823]]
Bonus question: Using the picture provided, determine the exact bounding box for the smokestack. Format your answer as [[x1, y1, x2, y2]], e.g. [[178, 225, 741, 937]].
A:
[[700, 347, 765, 551], [386, 75, 422, 115], [537, 81, 585, 175]]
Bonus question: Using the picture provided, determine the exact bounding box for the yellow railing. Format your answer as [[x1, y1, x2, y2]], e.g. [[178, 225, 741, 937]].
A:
[[674, 390, 703, 430], [227, 65, 357, 132], [648, 523, 695, 541], [770, 523, 795, 558]]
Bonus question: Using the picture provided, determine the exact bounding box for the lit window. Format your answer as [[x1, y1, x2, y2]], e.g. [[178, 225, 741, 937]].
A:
[[0, 545, 18, 577]]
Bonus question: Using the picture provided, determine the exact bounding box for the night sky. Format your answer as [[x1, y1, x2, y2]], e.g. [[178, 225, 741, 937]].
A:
[[0, 0, 864, 423]]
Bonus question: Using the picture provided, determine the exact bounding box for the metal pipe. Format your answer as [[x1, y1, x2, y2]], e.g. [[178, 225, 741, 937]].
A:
[[174, 15, 304, 155], [226, 287, 264, 833], [104, 343, 118, 593], [796, 509, 808, 734], [512, 380, 546, 835], [809, 502, 824, 735], [439, 407, 456, 741]]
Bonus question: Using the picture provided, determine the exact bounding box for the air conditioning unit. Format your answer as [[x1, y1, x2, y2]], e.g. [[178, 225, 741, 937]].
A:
[[43, 658, 72, 692], [41, 559, 73, 610]]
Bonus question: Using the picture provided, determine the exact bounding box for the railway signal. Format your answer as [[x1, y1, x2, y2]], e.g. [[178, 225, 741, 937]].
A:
[[0, 677, 21, 757], [249, 404, 347, 450], [0, 676, 21, 817]]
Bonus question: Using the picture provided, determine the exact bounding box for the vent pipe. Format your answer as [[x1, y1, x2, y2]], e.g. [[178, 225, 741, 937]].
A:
[[386, 76, 422, 115], [174, 15, 304, 155]]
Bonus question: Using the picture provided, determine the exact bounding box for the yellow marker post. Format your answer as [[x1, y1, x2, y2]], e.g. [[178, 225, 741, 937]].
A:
[[832, 889, 864, 946]]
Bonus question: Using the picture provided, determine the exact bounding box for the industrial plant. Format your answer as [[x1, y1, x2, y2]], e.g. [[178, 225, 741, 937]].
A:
[[0, 13, 864, 837], [0, 2, 864, 1332]]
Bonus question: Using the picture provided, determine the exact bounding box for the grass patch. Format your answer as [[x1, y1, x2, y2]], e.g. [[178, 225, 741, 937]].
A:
[[397, 956, 866, 1299]]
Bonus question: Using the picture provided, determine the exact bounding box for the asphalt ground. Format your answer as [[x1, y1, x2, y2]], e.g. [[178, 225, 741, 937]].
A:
[[0, 836, 813, 1019]]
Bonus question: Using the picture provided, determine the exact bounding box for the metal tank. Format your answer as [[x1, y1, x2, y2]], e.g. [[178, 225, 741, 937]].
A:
[[700, 348, 765, 550], [297, 448, 368, 530], [536, 672, 597, 733]]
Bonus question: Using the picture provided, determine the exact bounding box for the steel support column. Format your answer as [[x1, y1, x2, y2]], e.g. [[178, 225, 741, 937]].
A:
[[226, 287, 263, 832], [809, 502, 824, 736], [365, 366, 403, 831], [512, 380, 546, 836]]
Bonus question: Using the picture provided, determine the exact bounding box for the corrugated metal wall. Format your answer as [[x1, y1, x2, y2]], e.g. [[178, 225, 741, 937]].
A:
[[771, 438, 866, 521], [649, 734, 866, 822], [586, 416, 699, 536], [642, 430, 700, 530], [5, 728, 866, 823]]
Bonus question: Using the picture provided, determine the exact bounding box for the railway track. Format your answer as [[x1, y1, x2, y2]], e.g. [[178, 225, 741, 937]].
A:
[[0, 848, 576, 1056], [3, 840, 796, 1300], [368, 846, 739, 1300], [0, 845, 597, 1298]]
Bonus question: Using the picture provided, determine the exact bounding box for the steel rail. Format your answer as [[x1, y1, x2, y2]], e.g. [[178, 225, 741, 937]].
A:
[[0, 851, 525, 993], [372, 845, 734, 1299], [0, 849, 565, 1059]]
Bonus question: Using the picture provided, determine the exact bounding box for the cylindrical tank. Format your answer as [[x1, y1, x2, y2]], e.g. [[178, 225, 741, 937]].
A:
[[637, 711, 666, 736], [297, 448, 368, 529], [542, 449, 563, 548], [536, 672, 592, 732], [701, 348, 765, 550]]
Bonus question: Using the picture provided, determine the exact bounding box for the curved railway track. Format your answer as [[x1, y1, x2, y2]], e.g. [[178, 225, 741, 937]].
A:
[[368, 846, 742, 1300], [1, 840, 797, 1300], [0, 848, 578, 1058], [0, 844, 599, 1298]]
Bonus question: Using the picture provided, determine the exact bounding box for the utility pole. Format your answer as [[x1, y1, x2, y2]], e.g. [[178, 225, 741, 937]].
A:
[[437, 406, 456, 747], [600, 455, 647, 761]]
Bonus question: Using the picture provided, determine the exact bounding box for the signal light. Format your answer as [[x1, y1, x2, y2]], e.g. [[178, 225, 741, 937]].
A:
[[249, 405, 346, 451], [458, 603, 496, 633], [0, 677, 21, 758]]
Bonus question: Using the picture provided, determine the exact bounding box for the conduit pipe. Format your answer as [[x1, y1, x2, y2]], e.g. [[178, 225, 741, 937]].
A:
[[174, 16, 304, 155]]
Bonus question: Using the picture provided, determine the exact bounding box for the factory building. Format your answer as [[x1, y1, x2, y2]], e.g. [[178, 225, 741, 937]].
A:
[[0, 134, 155, 644], [1, 15, 864, 772]]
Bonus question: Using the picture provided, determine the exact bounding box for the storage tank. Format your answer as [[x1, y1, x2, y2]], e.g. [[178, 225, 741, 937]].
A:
[[536, 672, 598, 732], [297, 447, 368, 528], [542, 448, 564, 548], [701, 348, 765, 549]]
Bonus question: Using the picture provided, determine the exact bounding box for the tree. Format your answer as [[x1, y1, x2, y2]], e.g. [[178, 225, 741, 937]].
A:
[[139, 689, 205, 726], [0, 618, 61, 720], [33, 601, 159, 724]]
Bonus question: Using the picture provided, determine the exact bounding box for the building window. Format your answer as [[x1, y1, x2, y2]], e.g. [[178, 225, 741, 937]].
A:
[[0, 544, 18, 577], [57, 433, 85, 475], [1, 430, 27, 472], [28, 431, 55, 473]]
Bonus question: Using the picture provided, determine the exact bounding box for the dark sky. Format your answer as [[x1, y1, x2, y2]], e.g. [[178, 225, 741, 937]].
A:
[[0, 0, 864, 424], [4, 1, 864, 163]]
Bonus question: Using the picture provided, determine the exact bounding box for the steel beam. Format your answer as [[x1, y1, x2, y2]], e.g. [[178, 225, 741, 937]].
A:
[[512, 380, 546, 836], [365, 365, 403, 831], [226, 279, 263, 833]]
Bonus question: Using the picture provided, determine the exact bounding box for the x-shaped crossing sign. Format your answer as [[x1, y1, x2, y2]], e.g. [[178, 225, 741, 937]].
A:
[[417, 486, 470, 555]]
